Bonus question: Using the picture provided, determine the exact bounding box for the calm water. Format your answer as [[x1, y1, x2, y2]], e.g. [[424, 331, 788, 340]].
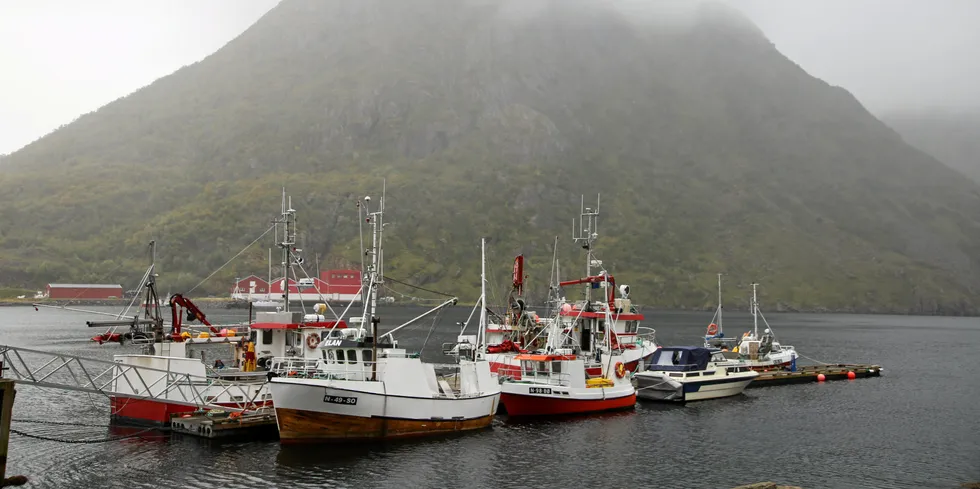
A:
[[2, 305, 978, 489]]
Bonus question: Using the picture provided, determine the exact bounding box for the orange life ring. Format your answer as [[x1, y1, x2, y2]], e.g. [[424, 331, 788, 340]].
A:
[[706, 323, 719, 336], [306, 333, 320, 350], [615, 361, 627, 378]]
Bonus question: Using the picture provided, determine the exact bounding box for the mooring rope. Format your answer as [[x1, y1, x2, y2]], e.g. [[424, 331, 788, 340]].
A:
[[9, 425, 168, 444], [13, 419, 111, 428], [797, 352, 832, 365]]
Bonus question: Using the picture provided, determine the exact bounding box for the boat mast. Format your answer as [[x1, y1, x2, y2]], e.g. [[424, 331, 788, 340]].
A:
[[572, 195, 600, 303], [717, 273, 723, 334], [267, 248, 272, 301], [751, 282, 759, 337], [362, 184, 385, 381], [478, 237, 488, 359], [277, 189, 297, 314]]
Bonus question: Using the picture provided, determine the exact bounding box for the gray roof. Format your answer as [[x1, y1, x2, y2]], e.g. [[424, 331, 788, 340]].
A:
[[47, 284, 123, 289]]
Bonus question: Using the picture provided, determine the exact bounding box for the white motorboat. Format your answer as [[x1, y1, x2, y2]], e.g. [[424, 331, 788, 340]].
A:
[[634, 346, 758, 402]]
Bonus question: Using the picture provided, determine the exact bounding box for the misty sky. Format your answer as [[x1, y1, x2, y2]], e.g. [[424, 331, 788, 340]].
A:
[[1, 0, 978, 155]]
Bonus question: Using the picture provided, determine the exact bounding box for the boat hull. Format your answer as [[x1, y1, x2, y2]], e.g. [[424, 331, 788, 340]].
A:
[[635, 372, 757, 402], [500, 383, 636, 417], [270, 375, 500, 443], [109, 396, 272, 425], [275, 407, 494, 443]]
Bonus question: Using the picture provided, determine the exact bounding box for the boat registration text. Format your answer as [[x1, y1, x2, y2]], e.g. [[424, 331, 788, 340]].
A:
[[528, 387, 552, 395], [323, 395, 357, 405]]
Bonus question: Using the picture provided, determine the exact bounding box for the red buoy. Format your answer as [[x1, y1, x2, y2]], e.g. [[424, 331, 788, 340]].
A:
[[847, 371, 856, 380], [817, 373, 826, 382]]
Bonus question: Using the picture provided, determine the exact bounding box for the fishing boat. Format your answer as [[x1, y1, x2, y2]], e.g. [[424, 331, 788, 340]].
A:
[[705, 282, 799, 371], [634, 346, 758, 402], [456, 197, 657, 379], [268, 194, 500, 443], [498, 307, 636, 416], [61, 193, 363, 425]]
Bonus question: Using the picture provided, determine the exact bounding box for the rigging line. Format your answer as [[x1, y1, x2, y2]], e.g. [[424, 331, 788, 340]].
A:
[[381, 275, 454, 298], [186, 223, 277, 295], [418, 307, 445, 355]]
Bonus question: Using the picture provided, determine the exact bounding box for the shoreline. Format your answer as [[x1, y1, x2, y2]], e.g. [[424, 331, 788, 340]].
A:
[[1, 298, 976, 317]]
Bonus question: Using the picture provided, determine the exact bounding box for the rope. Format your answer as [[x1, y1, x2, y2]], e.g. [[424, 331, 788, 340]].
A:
[[797, 352, 832, 365], [418, 308, 445, 354], [13, 419, 111, 428], [382, 276, 455, 298], [9, 426, 168, 444], [187, 223, 277, 295]]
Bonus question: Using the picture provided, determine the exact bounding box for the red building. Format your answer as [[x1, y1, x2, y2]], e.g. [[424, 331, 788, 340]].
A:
[[46, 283, 124, 300], [231, 275, 269, 297], [265, 269, 362, 302]]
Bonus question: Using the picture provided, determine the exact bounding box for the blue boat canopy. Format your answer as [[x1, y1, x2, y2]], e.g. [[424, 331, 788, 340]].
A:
[[646, 346, 712, 372]]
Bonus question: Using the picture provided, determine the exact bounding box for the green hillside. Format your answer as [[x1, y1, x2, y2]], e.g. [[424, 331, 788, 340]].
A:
[[2, 0, 979, 314]]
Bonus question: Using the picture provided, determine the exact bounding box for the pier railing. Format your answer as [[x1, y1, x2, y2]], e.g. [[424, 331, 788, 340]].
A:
[[0, 345, 266, 412]]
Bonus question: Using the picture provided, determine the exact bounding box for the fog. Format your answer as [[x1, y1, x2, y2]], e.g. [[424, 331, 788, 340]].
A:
[[1, 0, 978, 155]]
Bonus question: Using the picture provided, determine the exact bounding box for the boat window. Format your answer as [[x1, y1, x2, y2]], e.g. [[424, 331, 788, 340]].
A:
[[596, 320, 605, 332], [322, 350, 328, 360], [688, 372, 700, 377], [668, 373, 682, 378], [347, 349, 357, 364], [261, 330, 273, 345], [363, 349, 373, 363], [625, 320, 638, 333], [703, 370, 714, 376], [336, 349, 346, 363], [552, 361, 562, 374], [327, 350, 336, 362], [538, 361, 547, 373], [249, 330, 257, 344]]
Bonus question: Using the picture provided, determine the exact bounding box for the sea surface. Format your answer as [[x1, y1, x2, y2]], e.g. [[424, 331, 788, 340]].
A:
[[1, 304, 978, 489]]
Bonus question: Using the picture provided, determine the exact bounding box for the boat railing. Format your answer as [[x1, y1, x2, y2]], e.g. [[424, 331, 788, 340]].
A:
[[513, 368, 570, 386], [635, 326, 657, 344]]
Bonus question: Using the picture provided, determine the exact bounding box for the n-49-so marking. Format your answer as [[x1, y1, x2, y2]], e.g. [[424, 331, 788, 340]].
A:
[[323, 395, 357, 405]]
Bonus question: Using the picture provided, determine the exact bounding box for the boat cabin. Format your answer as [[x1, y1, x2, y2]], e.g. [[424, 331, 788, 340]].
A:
[[556, 299, 644, 354], [646, 347, 713, 372], [513, 353, 585, 386]]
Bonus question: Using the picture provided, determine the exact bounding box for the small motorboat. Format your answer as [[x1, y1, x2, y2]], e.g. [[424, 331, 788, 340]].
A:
[[634, 346, 758, 402]]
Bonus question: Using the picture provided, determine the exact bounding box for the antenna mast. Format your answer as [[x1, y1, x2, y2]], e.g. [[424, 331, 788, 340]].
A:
[[572, 195, 600, 302], [276, 189, 297, 314], [751, 283, 759, 337], [717, 273, 723, 334]]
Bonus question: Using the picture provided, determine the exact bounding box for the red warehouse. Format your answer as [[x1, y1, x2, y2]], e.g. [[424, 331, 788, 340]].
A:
[[46, 283, 124, 299]]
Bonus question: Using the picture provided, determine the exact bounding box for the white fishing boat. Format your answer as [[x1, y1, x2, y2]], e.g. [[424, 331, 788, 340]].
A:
[[97, 194, 362, 424], [269, 193, 500, 443], [634, 346, 758, 402], [719, 283, 798, 371]]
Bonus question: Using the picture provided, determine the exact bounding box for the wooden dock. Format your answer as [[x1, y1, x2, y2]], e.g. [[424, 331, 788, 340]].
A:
[[748, 364, 882, 387], [169, 410, 278, 440]]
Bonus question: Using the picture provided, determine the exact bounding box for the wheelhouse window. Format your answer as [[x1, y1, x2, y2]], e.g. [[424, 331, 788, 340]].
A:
[[552, 361, 562, 374], [625, 320, 638, 334], [261, 330, 273, 345], [347, 349, 357, 364], [363, 350, 373, 363], [336, 350, 346, 363]]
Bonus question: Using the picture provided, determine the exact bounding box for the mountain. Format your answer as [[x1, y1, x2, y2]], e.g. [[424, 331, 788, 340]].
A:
[[2, 0, 980, 314], [883, 110, 980, 183]]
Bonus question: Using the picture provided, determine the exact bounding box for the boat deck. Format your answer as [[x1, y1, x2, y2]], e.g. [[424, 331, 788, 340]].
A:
[[748, 364, 882, 387], [169, 411, 278, 439]]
